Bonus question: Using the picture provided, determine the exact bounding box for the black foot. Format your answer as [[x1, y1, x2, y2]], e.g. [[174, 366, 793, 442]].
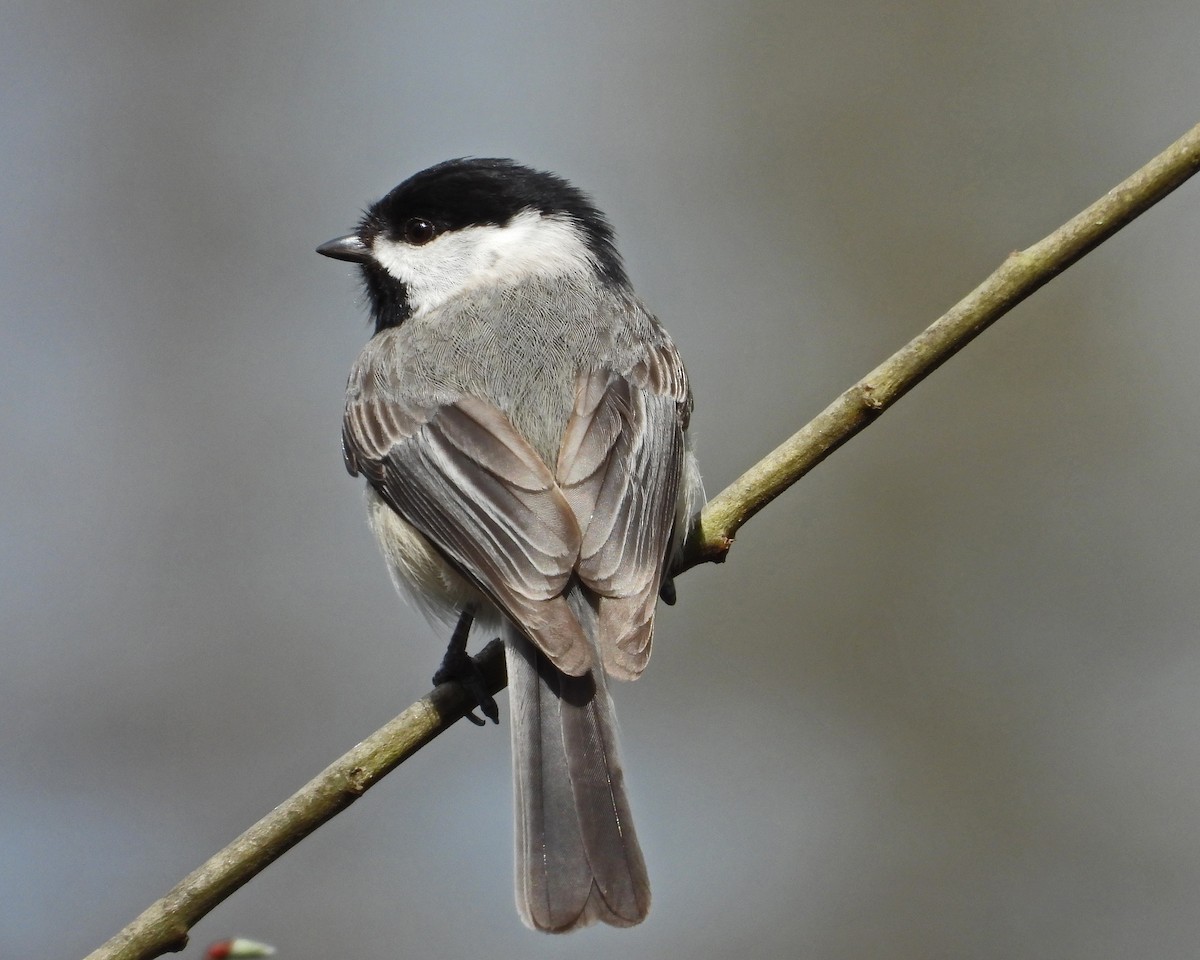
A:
[[659, 575, 677, 606], [432, 608, 499, 725]]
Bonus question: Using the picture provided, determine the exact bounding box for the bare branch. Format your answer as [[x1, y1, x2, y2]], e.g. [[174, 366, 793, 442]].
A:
[[84, 642, 506, 960], [84, 121, 1200, 960], [682, 120, 1200, 567]]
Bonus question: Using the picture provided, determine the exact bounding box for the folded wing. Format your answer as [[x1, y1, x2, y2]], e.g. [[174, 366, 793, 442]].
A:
[[556, 344, 689, 680], [345, 388, 592, 676]]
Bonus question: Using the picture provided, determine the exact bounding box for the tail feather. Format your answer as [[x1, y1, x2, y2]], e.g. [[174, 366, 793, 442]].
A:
[[505, 611, 650, 932]]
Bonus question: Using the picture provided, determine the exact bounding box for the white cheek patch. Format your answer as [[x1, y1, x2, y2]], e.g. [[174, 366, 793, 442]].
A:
[[371, 209, 596, 316]]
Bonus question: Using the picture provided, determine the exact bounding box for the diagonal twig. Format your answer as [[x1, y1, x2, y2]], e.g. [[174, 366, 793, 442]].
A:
[[85, 121, 1200, 960]]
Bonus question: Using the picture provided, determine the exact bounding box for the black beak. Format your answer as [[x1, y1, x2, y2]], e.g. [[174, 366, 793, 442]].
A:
[[316, 233, 371, 263]]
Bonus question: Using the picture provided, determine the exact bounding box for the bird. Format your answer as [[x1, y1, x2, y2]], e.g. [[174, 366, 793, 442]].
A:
[[318, 158, 701, 932]]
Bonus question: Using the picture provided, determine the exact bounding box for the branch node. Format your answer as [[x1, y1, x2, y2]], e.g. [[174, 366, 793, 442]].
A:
[[155, 922, 189, 956], [345, 766, 369, 795], [858, 381, 886, 411]]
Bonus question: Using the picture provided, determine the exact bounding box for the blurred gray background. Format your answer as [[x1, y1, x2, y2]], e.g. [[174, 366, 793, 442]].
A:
[[5, 2, 1200, 958]]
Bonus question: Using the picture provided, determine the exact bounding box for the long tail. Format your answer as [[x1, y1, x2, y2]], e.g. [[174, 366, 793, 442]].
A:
[[504, 602, 650, 932]]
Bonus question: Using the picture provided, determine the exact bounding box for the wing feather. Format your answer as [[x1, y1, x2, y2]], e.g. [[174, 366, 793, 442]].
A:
[[556, 345, 689, 679], [344, 387, 593, 676], [344, 330, 691, 683]]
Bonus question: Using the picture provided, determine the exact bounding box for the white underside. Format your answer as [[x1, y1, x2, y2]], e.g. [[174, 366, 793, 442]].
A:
[[364, 485, 493, 629]]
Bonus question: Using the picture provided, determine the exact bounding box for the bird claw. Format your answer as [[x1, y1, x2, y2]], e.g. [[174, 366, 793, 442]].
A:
[[433, 646, 499, 725], [432, 607, 499, 724], [659, 576, 677, 605]]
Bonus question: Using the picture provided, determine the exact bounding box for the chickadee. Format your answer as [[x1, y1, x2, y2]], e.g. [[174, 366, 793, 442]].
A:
[[318, 158, 701, 932]]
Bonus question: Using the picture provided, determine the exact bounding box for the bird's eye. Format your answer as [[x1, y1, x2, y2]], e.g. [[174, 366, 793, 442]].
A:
[[403, 218, 436, 245]]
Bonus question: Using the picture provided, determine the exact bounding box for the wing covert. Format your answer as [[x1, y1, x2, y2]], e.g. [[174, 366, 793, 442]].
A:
[[344, 390, 593, 676]]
